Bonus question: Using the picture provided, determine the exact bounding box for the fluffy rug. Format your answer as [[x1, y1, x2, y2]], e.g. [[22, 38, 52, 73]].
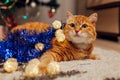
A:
[[0, 47, 120, 80]]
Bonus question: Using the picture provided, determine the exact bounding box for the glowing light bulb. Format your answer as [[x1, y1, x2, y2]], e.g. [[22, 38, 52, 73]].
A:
[[30, 1, 36, 8], [51, 8, 56, 13], [22, 15, 28, 20]]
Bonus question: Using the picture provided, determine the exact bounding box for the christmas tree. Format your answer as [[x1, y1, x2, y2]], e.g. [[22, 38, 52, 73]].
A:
[[0, 0, 60, 31]]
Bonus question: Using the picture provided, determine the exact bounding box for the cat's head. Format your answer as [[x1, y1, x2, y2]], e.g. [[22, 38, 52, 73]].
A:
[[63, 11, 97, 44]]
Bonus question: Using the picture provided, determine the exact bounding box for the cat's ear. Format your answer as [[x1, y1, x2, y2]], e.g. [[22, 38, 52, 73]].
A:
[[66, 11, 74, 18], [66, 11, 74, 22], [89, 13, 98, 24]]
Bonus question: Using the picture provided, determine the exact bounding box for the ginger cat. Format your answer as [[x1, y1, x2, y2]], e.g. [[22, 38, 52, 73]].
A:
[[11, 11, 98, 75]]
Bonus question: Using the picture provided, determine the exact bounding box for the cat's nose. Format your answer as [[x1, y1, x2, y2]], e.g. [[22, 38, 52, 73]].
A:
[[75, 27, 80, 33], [75, 30, 79, 33]]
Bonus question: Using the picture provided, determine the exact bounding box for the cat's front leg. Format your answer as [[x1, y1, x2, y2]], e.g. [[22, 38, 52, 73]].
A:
[[38, 52, 60, 75], [39, 61, 60, 75], [38, 54, 53, 75]]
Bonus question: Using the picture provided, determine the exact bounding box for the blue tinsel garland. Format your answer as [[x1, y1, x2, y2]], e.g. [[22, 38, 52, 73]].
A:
[[0, 27, 56, 63]]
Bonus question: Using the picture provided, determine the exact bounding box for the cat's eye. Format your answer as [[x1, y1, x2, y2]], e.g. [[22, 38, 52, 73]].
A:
[[70, 23, 75, 27], [82, 24, 88, 28]]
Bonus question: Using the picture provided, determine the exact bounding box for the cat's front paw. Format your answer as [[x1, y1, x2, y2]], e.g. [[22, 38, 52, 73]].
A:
[[47, 61, 60, 75], [39, 61, 60, 75], [89, 54, 100, 60]]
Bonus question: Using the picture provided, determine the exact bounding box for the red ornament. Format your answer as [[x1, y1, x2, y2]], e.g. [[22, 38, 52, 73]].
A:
[[48, 8, 56, 18], [5, 16, 17, 28]]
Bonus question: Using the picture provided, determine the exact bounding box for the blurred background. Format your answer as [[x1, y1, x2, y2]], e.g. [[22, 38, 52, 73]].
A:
[[0, 0, 120, 42]]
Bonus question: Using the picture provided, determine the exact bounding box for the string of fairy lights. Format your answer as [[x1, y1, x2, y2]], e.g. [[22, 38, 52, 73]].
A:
[[0, 0, 60, 30]]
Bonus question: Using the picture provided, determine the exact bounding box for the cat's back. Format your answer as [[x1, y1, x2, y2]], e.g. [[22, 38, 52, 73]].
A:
[[11, 22, 50, 32]]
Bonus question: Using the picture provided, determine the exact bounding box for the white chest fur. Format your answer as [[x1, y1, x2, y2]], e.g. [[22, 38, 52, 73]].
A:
[[73, 43, 91, 51]]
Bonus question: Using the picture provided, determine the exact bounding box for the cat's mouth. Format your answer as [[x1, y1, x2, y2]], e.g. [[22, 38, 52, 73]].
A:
[[74, 34, 79, 37], [74, 34, 80, 37], [74, 32, 89, 38]]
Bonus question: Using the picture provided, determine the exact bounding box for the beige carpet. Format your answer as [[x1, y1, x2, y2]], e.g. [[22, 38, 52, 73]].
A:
[[0, 46, 120, 80]]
